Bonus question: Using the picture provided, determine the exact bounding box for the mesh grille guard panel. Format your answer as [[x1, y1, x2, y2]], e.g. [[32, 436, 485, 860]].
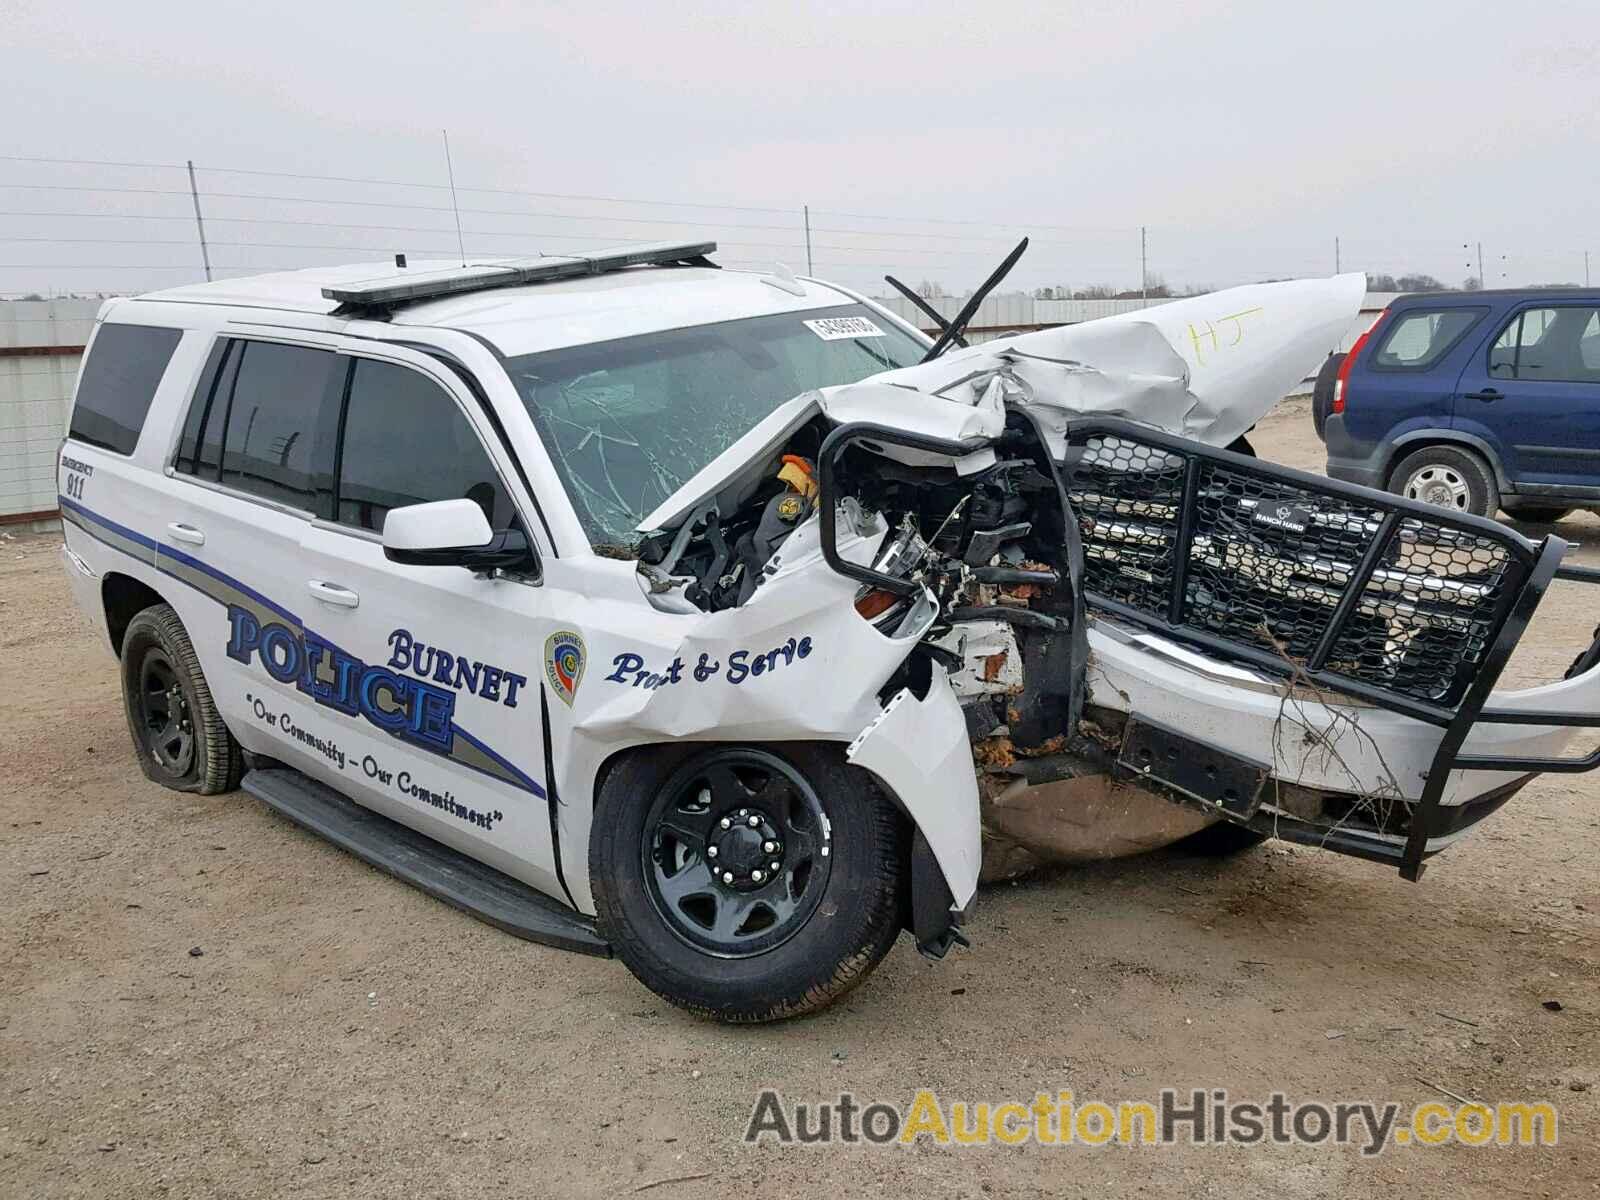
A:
[[1062, 421, 1542, 716]]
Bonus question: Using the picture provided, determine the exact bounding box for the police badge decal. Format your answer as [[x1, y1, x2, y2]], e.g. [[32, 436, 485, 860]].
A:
[[544, 630, 587, 706]]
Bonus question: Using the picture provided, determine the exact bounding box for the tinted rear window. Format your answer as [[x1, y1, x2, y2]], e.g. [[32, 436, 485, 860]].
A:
[[68, 324, 183, 455], [1370, 307, 1485, 371]]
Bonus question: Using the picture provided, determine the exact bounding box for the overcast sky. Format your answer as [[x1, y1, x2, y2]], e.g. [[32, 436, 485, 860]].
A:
[[3, 0, 1596, 298]]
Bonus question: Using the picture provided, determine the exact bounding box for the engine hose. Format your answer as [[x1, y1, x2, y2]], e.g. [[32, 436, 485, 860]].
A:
[[970, 566, 1059, 586]]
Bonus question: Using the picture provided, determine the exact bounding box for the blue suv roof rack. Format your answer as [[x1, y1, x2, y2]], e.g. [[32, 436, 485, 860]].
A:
[[321, 241, 718, 314]]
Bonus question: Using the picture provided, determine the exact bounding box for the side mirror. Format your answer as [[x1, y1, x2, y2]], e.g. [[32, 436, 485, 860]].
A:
[[381, 499, 535, 572]]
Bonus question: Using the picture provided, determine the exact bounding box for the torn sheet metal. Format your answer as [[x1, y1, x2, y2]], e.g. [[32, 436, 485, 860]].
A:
[[847, 675, 982, 907], [827, 273, 1366, 452]]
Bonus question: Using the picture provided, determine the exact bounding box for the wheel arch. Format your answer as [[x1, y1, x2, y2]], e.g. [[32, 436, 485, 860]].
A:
[[101, 571, 168, 656], [1383, 430, 1510, 492]]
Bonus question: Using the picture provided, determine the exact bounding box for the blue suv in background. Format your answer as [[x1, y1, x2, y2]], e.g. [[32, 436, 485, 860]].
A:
[[1320, 289, 1600, 521]]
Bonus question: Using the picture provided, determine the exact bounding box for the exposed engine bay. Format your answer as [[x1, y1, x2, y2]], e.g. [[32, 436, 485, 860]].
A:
[[636, 409, 1088, 759]]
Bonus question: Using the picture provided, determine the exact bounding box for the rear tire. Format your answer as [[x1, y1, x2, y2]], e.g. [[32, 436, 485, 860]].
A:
[[1311, 352, 1344, 441], [120, 603, 243, 794], [1389, 445, 1499, 518], [1501, 502, 1573, 524], [590, 742, 906, 1023]]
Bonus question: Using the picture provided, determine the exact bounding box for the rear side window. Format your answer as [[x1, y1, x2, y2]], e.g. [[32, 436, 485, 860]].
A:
[[173, 337, 339, 512], [1370, 308, 1485, 371], [68, 323, 183, 455], [335, 358, 516, 533], [1489, 305, 1600, 383]]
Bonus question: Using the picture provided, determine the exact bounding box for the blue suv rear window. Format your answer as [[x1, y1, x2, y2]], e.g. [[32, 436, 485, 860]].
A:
[[1371, 307, 1486, 371]]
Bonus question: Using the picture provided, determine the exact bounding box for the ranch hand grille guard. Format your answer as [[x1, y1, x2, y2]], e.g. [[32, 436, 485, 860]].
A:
[[1062, 421, 1536, 715], [1045, 419, 1600, 880]]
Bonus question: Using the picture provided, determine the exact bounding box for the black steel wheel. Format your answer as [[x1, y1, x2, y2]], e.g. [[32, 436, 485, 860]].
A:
[[136, 649, 195, 777], [120, 603, 243, 794], [643, 748, 833, 958], [592, 742, 907, 1022]]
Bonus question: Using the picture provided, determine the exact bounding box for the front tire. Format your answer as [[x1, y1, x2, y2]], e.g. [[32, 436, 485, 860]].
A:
[[1501, 502, 1573, 524], [1389, 445, 1499, 518], [120, 603, 243, 794], [590, 743, 906, 1023]]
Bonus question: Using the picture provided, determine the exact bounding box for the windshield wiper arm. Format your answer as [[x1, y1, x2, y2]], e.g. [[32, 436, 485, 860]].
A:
[[882, 274, 966, 349], [917, 237, 1029, 364]]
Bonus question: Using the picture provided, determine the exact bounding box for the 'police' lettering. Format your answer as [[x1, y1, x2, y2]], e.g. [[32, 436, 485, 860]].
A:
[[229, 605, 456, 752]]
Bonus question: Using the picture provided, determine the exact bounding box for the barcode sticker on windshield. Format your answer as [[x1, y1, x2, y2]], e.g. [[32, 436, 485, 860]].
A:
[[804, 316, 887, 341]]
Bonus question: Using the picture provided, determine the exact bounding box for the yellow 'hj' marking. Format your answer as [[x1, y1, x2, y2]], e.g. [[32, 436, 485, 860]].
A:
[[1186, 306, 1265, 367]]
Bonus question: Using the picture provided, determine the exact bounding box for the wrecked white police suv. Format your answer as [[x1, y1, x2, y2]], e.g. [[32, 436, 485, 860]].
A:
[[59, 242, 1600, 1022]]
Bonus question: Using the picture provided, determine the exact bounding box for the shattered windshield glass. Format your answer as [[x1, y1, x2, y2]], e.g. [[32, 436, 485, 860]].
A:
[[505, 304, 928, 549]]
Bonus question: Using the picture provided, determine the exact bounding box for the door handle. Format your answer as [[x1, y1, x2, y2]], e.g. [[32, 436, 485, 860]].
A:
[[306, 579, 360, 608], [166, 522, 205, 546], [1463, 388, 1504, 402]]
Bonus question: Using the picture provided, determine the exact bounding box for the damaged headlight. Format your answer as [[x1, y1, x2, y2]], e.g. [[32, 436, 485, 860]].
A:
[[854, 518, 931, 629]]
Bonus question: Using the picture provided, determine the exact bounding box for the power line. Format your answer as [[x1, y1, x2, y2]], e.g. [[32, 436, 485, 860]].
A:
[[4, 154, 1137, 233], [0, 154, 185, 172]]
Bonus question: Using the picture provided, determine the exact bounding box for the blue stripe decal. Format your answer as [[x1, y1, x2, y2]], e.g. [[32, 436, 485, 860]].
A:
[[62, 496, 305, 630], [62, 495, 546, 800]]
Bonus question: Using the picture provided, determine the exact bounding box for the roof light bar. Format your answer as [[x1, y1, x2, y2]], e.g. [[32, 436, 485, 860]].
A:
[[321, 241, 718, 310]]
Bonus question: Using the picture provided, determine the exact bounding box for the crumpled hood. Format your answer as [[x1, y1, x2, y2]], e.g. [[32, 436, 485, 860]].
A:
[[638, 273, 1364, 532], [822, 272, 1367, 453]]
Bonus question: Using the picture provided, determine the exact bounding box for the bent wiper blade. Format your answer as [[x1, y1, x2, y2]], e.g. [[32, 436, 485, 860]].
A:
[[883, 274, 966, 349], [918, 237, 1029, 364]]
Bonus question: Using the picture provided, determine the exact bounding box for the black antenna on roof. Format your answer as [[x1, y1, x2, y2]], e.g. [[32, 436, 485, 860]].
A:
[[441, 129, 466, 267], [883, 274, 966, 349], [918, 237, 1029, 364]]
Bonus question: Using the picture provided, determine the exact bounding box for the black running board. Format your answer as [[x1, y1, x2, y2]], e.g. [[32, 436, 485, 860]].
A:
[[242, 767, 610, 957]]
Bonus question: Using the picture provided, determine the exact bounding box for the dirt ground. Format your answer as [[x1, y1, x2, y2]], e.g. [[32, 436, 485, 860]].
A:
[[3, 399, 1597, 1198]]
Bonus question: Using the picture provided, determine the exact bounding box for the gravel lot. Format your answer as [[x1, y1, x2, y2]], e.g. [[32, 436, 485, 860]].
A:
[[3, 399, 1597, 1198]]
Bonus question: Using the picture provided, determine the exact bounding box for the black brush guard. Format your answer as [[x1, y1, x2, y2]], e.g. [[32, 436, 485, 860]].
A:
[[817, 418, 1600, 881]]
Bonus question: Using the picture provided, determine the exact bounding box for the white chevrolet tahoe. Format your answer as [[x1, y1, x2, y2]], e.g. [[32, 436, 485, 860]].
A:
[[59, 243, 1600, 1022]]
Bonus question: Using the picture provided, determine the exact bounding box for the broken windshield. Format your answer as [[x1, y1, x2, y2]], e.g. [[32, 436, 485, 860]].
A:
[[504, 304, 928, 549]]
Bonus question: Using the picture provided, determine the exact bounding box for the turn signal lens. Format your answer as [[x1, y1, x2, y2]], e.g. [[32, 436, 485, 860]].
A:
[[854, 589, 900, 619]]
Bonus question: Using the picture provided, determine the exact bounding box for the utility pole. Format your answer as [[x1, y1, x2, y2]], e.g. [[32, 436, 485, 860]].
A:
[[186, 160, 212, 282], [1586, 250, 1591, 287], [1140, 226, 1148, 302], [1334, 236, 1341, 274], [803, 206, 813, 276], [1477, 242, 1485, 287]]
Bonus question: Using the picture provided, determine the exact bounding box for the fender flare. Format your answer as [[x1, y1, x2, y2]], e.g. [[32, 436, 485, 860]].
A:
[[1387, 428, 1511, 492]]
